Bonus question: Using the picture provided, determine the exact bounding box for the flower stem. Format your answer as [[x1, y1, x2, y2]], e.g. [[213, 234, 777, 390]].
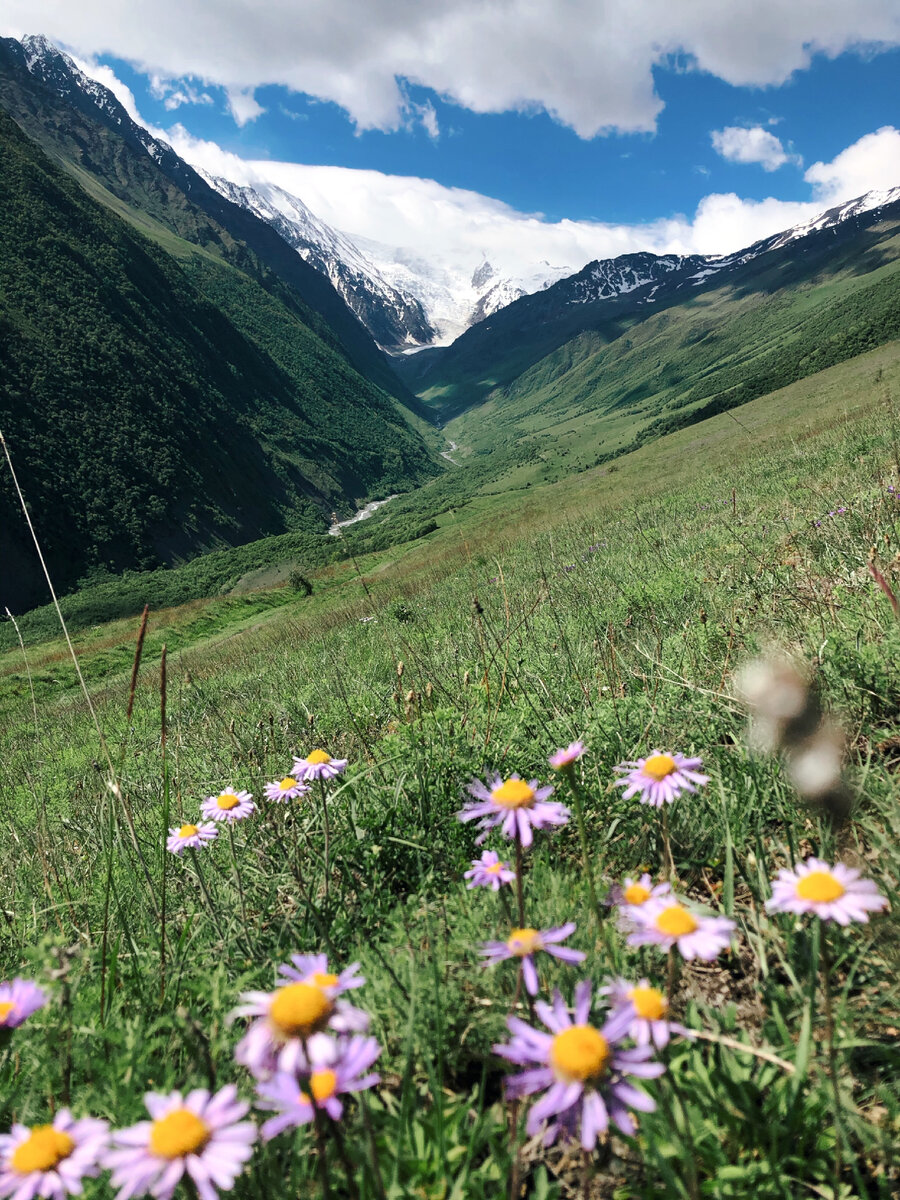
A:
[[821, 929, 844, 1195], [661, 805, 675, 882], [564, 765, 601, 923], [359, 1095, 387, 1200], [318, 777, 332, 907], [330, 1116, 361, 1200], [188, 849, 227, 943], [227, 822, 248, 929], [514, 831, 526, 928]]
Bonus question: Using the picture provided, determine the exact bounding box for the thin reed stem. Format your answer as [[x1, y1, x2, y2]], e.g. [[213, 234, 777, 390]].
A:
[[160, 644, 169, 1004], [3, 607, 38, 737]]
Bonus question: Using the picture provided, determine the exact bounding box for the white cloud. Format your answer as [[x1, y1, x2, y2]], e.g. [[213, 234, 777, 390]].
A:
[[711, 125, 800, 171], [805, 125, 900, 202], [149, 74, 213, 111], [3, 1, 900, 136], [162, 122, 900, 279], [225, 88, 265, 126]]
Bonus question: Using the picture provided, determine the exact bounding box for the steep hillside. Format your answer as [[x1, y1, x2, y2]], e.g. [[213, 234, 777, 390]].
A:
[[400, 189, 900, 419], [413, 199, 900, 486], [0, 35, 423, 412], [0, 110, 436, 612]]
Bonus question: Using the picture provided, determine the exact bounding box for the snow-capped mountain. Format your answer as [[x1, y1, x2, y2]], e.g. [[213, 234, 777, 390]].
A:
[[527, 184, 900, 314], [201, 174, 574, 348], [346, 241, 573, 346], [202, 174, 436, 350]]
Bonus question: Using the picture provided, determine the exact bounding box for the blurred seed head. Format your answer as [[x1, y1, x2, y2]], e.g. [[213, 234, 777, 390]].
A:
[[735, 653, 849, 821]]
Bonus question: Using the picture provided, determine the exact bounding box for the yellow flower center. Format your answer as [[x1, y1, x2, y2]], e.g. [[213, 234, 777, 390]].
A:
[[11, 1126, 75, 1174], [311, 972, 339, 989], [149, 1110, 211, 1159], [0, 1001, 15, 1023], [269, 983, 334, 1037], [178, 824, 198, 839], [623, 883, 651, 905], [550, 1025, 610, 1082], [655, 905, 699, 938], [629, 986, 668, 1021], [306, 750, 331, 765], [796, 871, 845, 903], [506, 928, 543, 956], [490, 779, 535, 809], [310, 1069, 338, 1103], [279, 778, 298, 791], [486, 862, 504, 875], [642, 754, 677, 781], [217, 793, 240, 810]]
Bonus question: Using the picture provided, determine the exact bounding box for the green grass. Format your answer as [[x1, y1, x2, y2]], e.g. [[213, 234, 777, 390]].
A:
[[2, 351, 900, 1198]]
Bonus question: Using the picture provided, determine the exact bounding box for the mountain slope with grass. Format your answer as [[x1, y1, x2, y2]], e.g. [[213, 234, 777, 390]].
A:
[[397, 188, 900, 432], [419, 196, 900, 487], [0, 109, 437, 612], [1, 332, 898, 1198]]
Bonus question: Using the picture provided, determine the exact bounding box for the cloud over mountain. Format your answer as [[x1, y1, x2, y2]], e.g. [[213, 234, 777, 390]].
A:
[[3, 0, 900, 136]]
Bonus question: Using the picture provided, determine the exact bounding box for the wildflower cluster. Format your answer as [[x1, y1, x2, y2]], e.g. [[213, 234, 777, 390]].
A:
[[2, 718, 890, 1198], [166, 749, 347, 855]]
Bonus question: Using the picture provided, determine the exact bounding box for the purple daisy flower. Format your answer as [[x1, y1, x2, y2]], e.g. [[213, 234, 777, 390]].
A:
[[613, 751, 709, 807], [291, 750, 348, 782], [601, 978, 684, 1049], [105, 1086, 255, 1200], [263, 776, 310, 803], [548, 741, 586, 771], [200, 789, 255, 823], [765, 858, 888, 925], [458, 773, 570, 848], [609, 873, 671, 925], [255, 1032, 381, 1140], [494, 980, 664, 1149], [628, 899, 735, 961], [233, 982, 370, 1080], [480, 923, 586, 996], [0, 978, 47, 1030], [165, 822, 218, 856], [276, 954, 365, 995], [0, 1110, 108, 1200], [464, 850, 516, 891]]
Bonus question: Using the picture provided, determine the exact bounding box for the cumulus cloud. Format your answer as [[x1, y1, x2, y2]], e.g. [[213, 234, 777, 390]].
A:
[[226, 87, 266, 126], [711, 125, 800, 171], [805, 125, 900, 202], [3, 1, 900, 136]]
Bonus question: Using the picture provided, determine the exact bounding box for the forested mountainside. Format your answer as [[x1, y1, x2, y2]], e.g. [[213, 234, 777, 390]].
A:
[[0, 108, 437, 611], [0, 35, 426, 412]]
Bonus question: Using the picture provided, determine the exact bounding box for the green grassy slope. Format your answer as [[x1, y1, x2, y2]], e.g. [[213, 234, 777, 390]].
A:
[[0, 110, 437, 611], [438, 214, 900, 486], [1, 342, 898, 1198]]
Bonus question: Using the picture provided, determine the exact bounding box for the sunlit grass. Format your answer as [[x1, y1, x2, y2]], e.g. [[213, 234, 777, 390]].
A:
[[2, 357, 900, 1197]]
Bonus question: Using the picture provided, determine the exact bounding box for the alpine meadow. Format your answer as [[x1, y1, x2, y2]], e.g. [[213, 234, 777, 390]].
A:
[[1, 17, 899, 1200]]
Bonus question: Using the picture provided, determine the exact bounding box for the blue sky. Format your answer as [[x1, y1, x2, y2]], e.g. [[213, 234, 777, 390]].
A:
[[96, 44, 899, 227], [4, 2, 900, 277]]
